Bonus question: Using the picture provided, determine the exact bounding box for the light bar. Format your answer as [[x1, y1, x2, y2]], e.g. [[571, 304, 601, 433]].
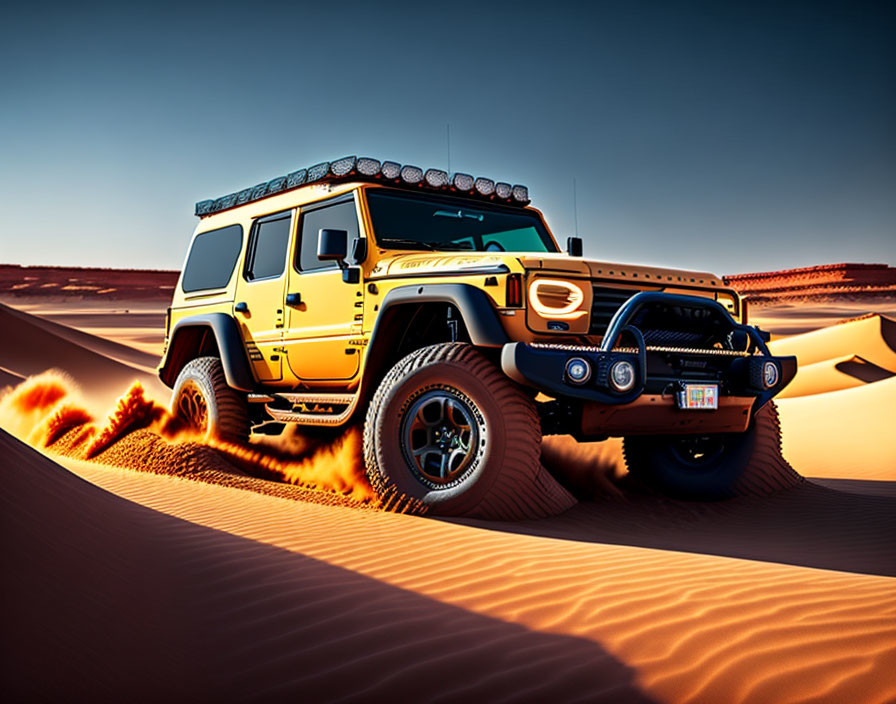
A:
[[194, 156, 531, 216]]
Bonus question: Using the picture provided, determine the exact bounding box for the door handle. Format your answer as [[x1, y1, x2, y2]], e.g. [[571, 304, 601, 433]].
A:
[[234, 302, 249, 314], [286, 292, 302, 307]]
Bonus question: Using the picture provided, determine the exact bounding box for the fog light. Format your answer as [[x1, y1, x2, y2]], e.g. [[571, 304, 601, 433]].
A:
[[763, 361, 779, 388], [566, 357, 591, 385], [609, 360, 635, 392]]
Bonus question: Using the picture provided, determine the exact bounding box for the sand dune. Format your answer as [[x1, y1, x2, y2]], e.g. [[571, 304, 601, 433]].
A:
[[41, 440, 896, 704], [2, 294, 896, 701], [777, 376, 896, 480], [769, 314, 896, 371], [0, 302, 166, 403]]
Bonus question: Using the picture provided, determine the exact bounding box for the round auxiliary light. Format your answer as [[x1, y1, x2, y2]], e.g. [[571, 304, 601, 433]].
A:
[[511, 184, 529, 202], [763, 361, 779, 388], [307, 162, 330, 182], [424, 168, 449, 188], [381, 161, 401, 179], [286, 169, 307, 189], [356, 157, 381, 176], [250, 182, 268, 200], [236, 187, 254, 204], [565, 357, 592, 385], [266, 176, 286, 194], [495, 182, 512, 200], [474, 177, 495, 196], [452, 173, 474, 191], [329, 156, 356, 176], [195, 200, 214, 216], [609, 360, 636, 392], [400, 165, 424, 184]]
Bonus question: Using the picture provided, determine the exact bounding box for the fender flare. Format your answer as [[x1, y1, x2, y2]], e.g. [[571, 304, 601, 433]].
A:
[[159, 313, 255, 392], [372, 283, 509, 349]]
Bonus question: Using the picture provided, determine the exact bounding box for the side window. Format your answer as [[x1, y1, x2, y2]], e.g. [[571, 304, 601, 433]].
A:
[[182, 224, 243, 293], [297, 197, 360, 272], [245, 211, 292, 281]]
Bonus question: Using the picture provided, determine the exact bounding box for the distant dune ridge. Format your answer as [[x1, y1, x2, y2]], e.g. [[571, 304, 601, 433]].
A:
[[1, 277, 896, 701], [726, 262, 896, 303]]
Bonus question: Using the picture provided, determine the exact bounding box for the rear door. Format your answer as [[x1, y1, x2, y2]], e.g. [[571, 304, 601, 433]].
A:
[[233, 209, 294, 382], [283, 194, 364, 382]]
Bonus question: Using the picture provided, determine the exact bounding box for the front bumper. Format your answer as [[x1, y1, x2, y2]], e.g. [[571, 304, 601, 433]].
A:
[[500, 291, 797, 438]]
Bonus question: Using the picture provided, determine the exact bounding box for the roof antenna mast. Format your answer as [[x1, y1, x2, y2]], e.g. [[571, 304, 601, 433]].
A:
[[446, 123, 451, 174], [573, 177, 579, 237]]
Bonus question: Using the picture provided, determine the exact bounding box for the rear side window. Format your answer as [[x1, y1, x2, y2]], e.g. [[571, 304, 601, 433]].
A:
[[245, 211, 292, 281], [182, 225, 243, 293], [297, 197, 360, 272]]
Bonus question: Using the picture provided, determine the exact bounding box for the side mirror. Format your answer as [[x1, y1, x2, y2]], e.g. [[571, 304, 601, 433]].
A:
[[567, 236, 583, 257], [351, 237, 368, 264], [318, 229, 348, 261]]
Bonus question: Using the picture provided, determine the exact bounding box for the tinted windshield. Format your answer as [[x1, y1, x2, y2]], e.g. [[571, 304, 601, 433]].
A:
[[366, 190, 558, 253]]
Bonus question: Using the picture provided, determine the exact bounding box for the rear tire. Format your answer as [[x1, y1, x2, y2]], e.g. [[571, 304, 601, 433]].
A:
[[363, 343, 575, 520], [622, 402, 800, 499], [170, 356, 249, 443]]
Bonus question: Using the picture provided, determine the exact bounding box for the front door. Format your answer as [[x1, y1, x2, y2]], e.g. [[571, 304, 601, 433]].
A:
[[233, 209, 294, 382], [283, 194, 364, 383]]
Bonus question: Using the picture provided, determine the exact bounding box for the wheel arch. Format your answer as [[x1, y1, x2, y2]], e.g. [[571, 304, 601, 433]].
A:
[[159, 313, 255, 392], [355, 283, 509, 414]]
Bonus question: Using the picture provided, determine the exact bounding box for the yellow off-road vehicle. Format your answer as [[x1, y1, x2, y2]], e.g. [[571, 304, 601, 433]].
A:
[[159, 156, 796, 518]]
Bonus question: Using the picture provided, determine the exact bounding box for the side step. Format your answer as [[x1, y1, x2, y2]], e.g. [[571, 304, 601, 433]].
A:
[[264, 391, 359, 427]]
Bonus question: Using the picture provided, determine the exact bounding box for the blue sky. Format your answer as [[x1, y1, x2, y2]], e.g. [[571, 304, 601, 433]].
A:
[[1, 0, 893, 274]]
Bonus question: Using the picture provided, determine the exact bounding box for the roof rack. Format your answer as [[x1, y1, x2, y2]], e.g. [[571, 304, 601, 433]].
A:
[[195, 156, 530, 217]]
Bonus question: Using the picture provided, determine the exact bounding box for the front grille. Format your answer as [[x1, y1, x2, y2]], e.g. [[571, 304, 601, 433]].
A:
[[589, 285, 636, 336]]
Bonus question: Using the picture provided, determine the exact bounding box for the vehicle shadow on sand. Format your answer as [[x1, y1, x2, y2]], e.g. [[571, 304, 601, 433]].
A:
[[452, 475, 896, 579]]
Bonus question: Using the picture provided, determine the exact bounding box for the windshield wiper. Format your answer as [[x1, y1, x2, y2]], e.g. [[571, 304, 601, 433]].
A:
[[378, 238, 436, 250], [429, 240, 474, 250]]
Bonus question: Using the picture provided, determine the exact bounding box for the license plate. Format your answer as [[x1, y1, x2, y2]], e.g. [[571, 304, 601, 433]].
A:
[[676, 384, 719, 410]]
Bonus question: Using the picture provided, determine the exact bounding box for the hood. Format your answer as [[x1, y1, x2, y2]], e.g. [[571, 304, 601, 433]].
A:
[[517, 254, 727, 291], [372, 251, 727, 293]]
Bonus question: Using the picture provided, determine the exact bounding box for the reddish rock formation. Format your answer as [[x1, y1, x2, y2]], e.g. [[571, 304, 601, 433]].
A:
[[725, 263, 896, 303], [0, 264, 178, 301]]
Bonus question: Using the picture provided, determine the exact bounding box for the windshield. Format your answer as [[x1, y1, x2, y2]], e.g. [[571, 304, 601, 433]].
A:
[[366, 189, 558, 253]]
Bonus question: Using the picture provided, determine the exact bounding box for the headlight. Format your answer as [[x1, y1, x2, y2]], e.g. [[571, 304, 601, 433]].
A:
[[528, 279, 587, 319], [609, 360, 635, 392]]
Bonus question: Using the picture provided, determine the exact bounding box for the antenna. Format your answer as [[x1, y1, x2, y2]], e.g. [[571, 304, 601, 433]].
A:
[[573, 177, 579, 237], [446, 123, 451, 174]]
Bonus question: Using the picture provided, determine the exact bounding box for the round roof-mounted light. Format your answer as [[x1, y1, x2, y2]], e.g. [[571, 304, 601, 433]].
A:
[[475, 177, 495, 196], [400, 165, 424, 184], [381, 161, 401, 180], [511, 185, 529, 202], [286, 169, 307, 189], [495, 182, 512, 199], [424, 168, 449, 188], [452, 173, 474, 191], [329, 156, 356, 176], [307, 162, 330, 182], [356, 157, 381, 176]]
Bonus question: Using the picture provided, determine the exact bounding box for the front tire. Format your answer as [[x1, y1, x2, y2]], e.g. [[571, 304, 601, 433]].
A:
[[363, 343, 574, 520], [622, 402, 800, 499], [170, 356, 249, 443]]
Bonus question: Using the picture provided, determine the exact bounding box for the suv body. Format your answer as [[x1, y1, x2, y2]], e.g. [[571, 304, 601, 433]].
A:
[[159, 157, 796, 517]]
